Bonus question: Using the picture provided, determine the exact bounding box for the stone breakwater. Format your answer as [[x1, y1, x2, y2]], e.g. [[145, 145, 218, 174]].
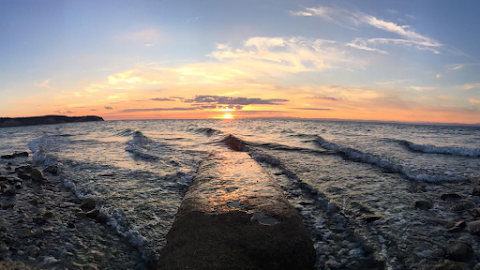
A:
[[0, 152, 146, 269], [157, 152, 316, 270]]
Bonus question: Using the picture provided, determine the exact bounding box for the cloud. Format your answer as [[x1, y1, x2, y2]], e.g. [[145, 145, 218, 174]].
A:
[[346, 39, 388, 54], [387, 9, 398, 14], [291, 6, 442, 54], [459, 83, 480, 90], [448, 63, 480, 71], [104, 106, 113, 110], [34, 79, 51, 87], [469, 98, 480, 105], [375, 79, 409, 86], [407, 86, 436, 91], [121, 107, 200, 113], [293, 108, 332, 111], [405, 14, 415, 19], [305, 96, 341, 102], [183, 95, 289, 105], [90, 109, 98, 111], [151, 98, 175, 101], [56, 110, 75, 114]]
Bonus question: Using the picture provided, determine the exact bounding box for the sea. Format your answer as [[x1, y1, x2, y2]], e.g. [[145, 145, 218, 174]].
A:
[[1, 119, 480, 269]]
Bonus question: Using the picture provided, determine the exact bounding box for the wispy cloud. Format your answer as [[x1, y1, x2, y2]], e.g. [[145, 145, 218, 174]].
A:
[[407, 86, 436, 91], [121, 107, 199, 113], [469, 98, 480, 105], [459, 83, 480, 90], [34, 79, 51, 88], [184, 95, 289, 105], [448, 62, 480, 71], [387, 9, 398, 14], [291, 6, 442, 54], [151, 98, 175, 101], [305, 96, 341, 102], [104, 106, 113, 110], [293, 108, 332, 111]]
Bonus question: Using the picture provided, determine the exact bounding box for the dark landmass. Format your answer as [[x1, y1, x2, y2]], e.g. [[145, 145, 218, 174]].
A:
[[0, 115, 104, 128]]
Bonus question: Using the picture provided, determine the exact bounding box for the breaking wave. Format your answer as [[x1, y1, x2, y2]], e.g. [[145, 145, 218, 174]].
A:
[[394, 139, 480, 158], [125, 131, 163, 161], [314, 136, 467, 182]]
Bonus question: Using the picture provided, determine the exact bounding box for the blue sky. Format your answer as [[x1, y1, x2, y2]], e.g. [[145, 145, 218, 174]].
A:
[[1, 0, 479, 123]]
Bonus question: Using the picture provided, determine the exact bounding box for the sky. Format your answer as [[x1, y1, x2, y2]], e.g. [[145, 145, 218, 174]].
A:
[[1, 0, 480, 123]]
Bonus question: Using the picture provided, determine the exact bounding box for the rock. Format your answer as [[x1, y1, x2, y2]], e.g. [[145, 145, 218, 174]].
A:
[[447, 221, 466, 232], [1, 155, 15, 159], [361, 215, 382, 223], [33, 216, 47, 225], [474, 263, 480, 270], [18, 228, 32, 238], [80, 197, 96, 211], [13, 152, 28, 158], [86, 209, 100, 219], [43, 165, 58, 175], [43, 211, 54, 219], [415, 200, 433, 210], [29, 246, 40, 257], [16, 171, 30, 180], [441, 193, 462, 201], [468, 208, 480, 217], [467, 220, 480, 235], [31, 169, 47, 182], [3, 186, 16, 196], [436, 260, 469, 270], [0, 243, 9, 252], [96, 212, 108, 224], [471, 187, 480, 196], [451, 203, 473, 212], [1, 202, 15, 209], [443, 242, 473, 262]]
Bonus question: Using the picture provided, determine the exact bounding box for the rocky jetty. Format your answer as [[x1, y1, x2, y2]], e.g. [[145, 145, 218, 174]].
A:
[[157, 152, 316, 270], [0, 115, 104, 128]]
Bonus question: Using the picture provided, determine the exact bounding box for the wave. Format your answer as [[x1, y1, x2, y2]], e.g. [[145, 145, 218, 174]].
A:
[[217, 134, 246, 151], [393, 139, 480, 158], [314, 136, 467, 182], [27, 136, 154, 261], [192, 127, 223, 136], [114, 128, 136, 137], [125, 131, 163, 161], [28, 135, 66, 166]]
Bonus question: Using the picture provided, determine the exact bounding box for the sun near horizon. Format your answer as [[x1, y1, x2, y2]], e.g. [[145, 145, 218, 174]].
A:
[[1, 1, 480, 124]]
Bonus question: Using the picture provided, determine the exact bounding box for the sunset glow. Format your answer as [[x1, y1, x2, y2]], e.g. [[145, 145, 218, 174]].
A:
[[223, 113, 233, 120], [1, 1, 480, 124]]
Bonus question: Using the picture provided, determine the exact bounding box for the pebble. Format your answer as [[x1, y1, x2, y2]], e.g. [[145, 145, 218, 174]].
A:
[[441, 193, 462, 201], [443, 242, 473, 262], [18, 228, 33, 238], [81, 198, 96, 211], [415, 200, 433, 210], [467, 220, 480, 235], [31, 169, 47, 182]]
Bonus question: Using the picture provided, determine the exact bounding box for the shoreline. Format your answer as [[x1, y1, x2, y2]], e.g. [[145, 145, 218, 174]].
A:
[[0, 152, 147, 269]]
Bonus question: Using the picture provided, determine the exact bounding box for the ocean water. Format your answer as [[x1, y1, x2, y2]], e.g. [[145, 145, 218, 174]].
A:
[[1, 119, 480, 269]]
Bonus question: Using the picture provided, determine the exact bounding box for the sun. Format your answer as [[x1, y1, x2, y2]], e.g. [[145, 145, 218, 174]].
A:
[[223, 113, 233, 119]]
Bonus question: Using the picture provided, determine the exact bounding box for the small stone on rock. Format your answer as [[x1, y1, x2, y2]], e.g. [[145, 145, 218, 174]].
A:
[[441, 193, 462, 201], [80, 197, 96, 211], [415, 200, 432, 210]]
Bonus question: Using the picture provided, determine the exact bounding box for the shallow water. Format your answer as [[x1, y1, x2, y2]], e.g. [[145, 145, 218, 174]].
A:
[[1, 119, 480, 269]]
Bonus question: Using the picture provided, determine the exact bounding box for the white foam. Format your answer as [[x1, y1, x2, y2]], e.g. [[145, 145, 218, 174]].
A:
[[315, 136, 466, 182], [401, 140, 480, 157]]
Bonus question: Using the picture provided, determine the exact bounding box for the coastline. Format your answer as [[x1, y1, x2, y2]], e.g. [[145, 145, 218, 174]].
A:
[[0, 152, 146, 269]]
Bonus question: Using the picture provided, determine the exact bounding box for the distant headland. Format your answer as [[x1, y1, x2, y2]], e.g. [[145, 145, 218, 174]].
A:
[[0, 115, 104, 128]]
